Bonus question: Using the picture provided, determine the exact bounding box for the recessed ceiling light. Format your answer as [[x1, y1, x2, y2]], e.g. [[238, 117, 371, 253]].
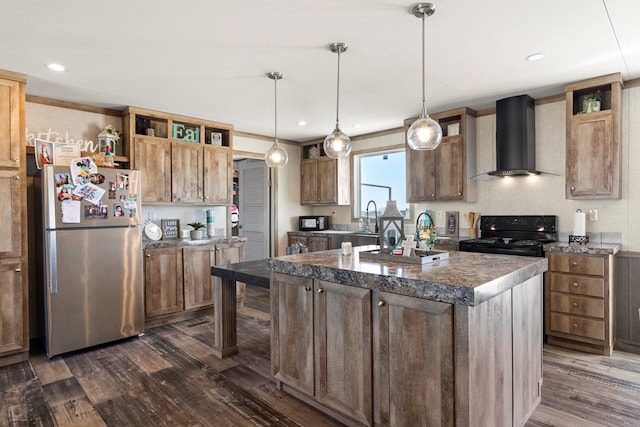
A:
[[525, 53, 545, 62], [46, 63, 66, 72], [297, 120, 307, 126]]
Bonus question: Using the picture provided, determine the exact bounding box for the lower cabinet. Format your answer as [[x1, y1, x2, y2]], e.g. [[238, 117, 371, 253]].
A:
[[545, 251, 614, 355], [272, 273, 542, 427], [271, 273, 373, 426], [144, 242, 244, 327], [287, 233, 331, 252], [0, 258, 28, 367]]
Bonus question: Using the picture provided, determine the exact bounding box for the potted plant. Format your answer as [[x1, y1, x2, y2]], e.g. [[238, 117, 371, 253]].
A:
[[583, 91, 602, 113], [187, 222, 206, 240]]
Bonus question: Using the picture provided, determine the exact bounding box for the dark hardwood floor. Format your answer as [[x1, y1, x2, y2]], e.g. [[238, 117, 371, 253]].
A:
[[1, 284, 640, 426]]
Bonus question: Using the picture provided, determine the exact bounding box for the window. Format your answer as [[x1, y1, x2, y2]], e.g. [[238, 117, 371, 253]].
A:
[[353, 149, 408, 221]]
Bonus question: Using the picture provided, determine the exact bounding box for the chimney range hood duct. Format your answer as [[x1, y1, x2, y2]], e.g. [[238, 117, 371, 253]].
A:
[[488, 94, 539, 177]]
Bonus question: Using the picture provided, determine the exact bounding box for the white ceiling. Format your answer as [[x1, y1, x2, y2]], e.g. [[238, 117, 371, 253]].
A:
[[2, 0, 639, 142]]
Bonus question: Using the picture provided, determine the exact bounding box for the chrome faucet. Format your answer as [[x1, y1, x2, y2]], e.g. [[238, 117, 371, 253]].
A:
[[366, 200, 379, 234]]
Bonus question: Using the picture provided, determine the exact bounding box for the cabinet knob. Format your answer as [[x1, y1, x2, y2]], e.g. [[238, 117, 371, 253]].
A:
[[146, 254, 151, 258], [431, 193, 435, 198], [13, 158, 19, 164], [317, 288, 324, 294], [572, 302, 579, 308], [458, 192, 462, 196], [377, 301, 385, 307], [15, 268, 21, 272], [571, 261, 578, 267], [572, 282, 579, 288], [572, 323, 579, 329], [304, 286, 311, 292], [13, 175, 20, 180], [203, 196, 209, 200], [570, 186, 575, 192]]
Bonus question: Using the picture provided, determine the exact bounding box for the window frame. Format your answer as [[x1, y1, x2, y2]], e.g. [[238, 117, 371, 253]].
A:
[[350, 143, 409, 222]]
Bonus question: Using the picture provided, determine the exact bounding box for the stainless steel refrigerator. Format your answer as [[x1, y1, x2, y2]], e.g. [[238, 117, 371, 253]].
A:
[[43, 164, 144, 357]]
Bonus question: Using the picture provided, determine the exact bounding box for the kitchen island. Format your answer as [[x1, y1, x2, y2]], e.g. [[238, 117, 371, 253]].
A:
[[267, 246, 548, 427]]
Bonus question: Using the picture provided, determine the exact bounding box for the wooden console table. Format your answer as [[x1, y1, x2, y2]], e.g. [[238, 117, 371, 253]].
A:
[[210, 259, 270, 358]]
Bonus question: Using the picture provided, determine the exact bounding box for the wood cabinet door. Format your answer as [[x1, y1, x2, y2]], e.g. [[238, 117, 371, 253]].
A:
[[300, 160, 318, 204], [144, 247, 184, 318], [307, 236, 330, 252], [271, 272, 314, 396], [317, 157, 338, 204], [0, 78, 22, 169], [203, 146, 231, 205], [406, 148, 436, 202], [288, 234, 308, 248], [134, 138, 172, 203], [373, 290, 454, 427], [0, 170, 21, 257], [315, 280, 373, 426], [171, 142, 204, 204], [0, 259, 25, 355], [566, 112, 615, 198], [436, 136, 464, 200], [183, 245, 214, 310]]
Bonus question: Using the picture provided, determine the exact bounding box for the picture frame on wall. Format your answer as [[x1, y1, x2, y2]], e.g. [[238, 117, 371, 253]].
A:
[[445, 211, 459, 237]]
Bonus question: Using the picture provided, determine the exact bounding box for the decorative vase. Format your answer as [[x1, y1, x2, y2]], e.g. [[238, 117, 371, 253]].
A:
[[190, 229, 203, 240]]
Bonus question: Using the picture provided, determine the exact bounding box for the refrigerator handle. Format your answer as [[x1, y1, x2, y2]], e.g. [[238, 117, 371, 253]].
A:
[[47, 230, 58, 294]]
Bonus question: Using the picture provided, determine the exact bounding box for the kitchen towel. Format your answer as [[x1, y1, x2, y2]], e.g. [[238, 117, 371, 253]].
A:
[[572, 209, 586, 236]]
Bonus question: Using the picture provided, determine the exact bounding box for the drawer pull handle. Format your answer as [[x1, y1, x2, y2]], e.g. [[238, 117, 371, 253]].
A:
[[572, 302, 579, 307], [572, 323, 579, 329]]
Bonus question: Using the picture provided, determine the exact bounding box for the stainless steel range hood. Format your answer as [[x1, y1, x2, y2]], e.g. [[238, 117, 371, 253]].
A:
[[488, 94, 539, 177]]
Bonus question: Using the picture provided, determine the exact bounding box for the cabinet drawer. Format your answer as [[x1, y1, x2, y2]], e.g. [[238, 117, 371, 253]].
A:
[[549, 313, 605, 341], [549, 293, 604, 319], [548, 273, 604, 298], [549, 253, 604, 276]]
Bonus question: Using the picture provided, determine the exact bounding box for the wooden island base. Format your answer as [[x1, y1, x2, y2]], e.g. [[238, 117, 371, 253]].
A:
[[268, 250, 546, 427]]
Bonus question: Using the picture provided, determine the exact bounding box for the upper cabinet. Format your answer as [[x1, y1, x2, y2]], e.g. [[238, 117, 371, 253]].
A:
[[405, 107, 477, 202], [565, 73, 623, 199], [300, 142, 350, 205], [123, 107, 233, 205], [0, 74, 23, 169]]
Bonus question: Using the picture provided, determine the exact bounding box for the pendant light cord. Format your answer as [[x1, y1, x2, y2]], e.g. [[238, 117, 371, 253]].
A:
[[421, 12, 427, 118], [335, 48, 342, 128], [273, 75, 278, 144]]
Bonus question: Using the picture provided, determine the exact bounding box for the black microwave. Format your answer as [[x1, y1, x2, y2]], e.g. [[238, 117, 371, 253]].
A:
[[299, 216, 329, 231]]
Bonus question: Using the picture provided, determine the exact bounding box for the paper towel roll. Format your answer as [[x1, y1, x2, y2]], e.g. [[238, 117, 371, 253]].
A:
[[207, 223, 216, 237], [572, 210, 586, 236]]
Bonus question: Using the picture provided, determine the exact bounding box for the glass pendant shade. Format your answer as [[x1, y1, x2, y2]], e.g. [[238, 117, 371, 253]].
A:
[[407, 3, 442, 151], [325, 42, 351, 158], [407, 115, 442, 150], [324, 128, 352, 158], [265, 141, 288, 167], [265, 71, 288, 168]]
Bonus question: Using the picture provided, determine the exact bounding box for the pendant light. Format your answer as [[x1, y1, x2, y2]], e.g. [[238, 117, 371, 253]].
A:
[[406, 3, 442, 151], [324, 42, 352, 158], [265, 71, 288, 168]]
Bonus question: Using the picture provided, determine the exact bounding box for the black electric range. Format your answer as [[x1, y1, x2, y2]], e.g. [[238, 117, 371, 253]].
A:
[[458, 215, 557, 257]]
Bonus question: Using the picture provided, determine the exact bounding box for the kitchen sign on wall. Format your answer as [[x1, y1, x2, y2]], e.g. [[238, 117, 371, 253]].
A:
[[172, 122, 200, 142]]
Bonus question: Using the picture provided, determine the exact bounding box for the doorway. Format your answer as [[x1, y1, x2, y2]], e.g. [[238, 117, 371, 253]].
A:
[[234, 158, 269, 261]]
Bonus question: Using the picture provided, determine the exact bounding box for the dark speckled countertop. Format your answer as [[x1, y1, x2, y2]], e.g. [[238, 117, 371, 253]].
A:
[[267, 245, 547, 306], [544, 242, 621, 255], [144, 236, 247, 249]]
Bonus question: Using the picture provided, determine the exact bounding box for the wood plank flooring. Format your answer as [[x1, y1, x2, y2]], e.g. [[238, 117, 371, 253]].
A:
[[1, 284, 640, 426]]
